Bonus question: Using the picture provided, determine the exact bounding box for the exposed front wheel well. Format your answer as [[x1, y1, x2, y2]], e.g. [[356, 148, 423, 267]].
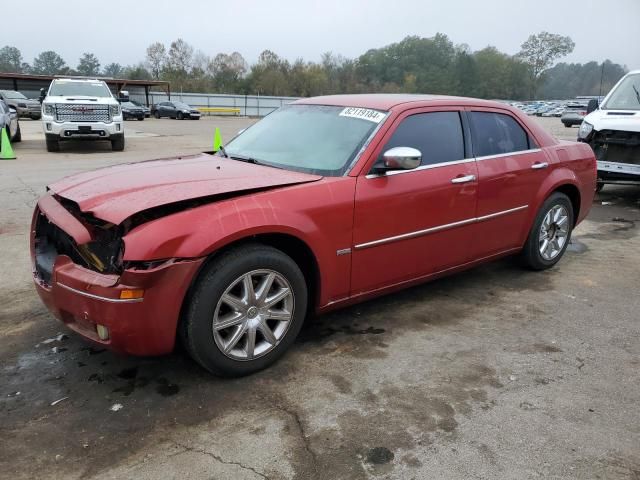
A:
[[553, 184, 581, 226]]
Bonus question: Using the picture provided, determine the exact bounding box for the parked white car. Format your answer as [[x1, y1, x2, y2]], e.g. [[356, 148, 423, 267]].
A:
[[578, 70, 640, 190], [41, 78, 124, 152]]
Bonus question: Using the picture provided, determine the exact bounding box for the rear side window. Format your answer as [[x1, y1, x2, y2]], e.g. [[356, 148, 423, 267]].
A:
[[381, 112, 465, 166], [469, 112, 529, 157]]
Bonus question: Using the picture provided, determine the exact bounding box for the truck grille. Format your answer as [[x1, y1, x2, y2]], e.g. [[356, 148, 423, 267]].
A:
[[55, 104, 111, 123]]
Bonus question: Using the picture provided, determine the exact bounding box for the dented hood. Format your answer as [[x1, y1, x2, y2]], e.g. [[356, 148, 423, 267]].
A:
[[48, 153, 322, 224]]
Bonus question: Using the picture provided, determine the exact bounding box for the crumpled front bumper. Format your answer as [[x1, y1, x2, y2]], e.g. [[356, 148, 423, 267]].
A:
[[30, 196, 205, 356]]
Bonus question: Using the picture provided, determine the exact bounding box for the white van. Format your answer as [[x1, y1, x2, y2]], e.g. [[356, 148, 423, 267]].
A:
[[578, 70, 640, 190]]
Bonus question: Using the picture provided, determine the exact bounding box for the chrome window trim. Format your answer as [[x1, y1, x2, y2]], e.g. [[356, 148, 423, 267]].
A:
[[475, 148, 541, 162], [354, 205, 528, 250], [56, 282, 144, 303], [366, 157, 476, 179]]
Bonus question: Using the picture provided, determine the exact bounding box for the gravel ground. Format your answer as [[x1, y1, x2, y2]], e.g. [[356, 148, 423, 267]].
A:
[[0, 115, 638, 480]]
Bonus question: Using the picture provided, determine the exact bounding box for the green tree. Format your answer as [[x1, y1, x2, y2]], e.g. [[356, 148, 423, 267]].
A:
[[77, 53, 101, 76], [517, 32, 575, 98], [123, 63, 152, 80], [146, 42, 166, 80], [32, 51, 67, 75], [0, 46, 24, 73], [103, 62, 123, 78]]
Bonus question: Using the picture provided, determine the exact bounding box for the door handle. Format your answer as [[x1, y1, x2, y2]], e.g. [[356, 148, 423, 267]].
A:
[[451, 174, 476, 184], [531, 162, 549, 170]]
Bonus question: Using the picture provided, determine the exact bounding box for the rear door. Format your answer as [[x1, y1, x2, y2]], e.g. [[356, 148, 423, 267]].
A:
[[351, 108, 478, 295], [467, 109, 548, 257]]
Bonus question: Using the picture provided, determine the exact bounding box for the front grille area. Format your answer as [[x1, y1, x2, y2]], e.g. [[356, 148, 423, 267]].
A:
[[55, 104, 111, 122]]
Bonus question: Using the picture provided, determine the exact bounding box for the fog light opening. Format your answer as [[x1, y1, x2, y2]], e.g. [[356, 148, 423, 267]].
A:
[[96, 324, 110, 341], [46, 123, 52, 131]]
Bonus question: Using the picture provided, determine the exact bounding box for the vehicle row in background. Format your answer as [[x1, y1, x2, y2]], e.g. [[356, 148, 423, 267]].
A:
[[151, 101, 201, 120]]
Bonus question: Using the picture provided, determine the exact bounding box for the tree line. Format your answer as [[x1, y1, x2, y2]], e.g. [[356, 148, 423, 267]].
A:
[[0, 32, 628, 100]]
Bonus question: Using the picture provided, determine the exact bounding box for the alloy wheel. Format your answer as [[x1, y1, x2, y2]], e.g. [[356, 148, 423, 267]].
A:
[[212, 269, 294, 361], [539, 205, 570, 260]]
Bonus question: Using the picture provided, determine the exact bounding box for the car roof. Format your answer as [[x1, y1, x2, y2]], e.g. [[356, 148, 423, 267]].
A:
[[294, 94, 510, 111]]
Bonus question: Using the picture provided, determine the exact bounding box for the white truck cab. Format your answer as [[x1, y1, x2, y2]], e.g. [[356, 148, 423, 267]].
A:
[[578, 70, 640, 190], [41, 78, 124, 152]]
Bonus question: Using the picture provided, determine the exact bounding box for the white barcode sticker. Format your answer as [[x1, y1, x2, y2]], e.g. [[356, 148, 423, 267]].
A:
[[339, 107, 385, 123]]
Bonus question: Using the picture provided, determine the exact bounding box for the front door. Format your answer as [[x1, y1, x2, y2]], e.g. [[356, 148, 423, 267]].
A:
[[351, 109, 478, 295]]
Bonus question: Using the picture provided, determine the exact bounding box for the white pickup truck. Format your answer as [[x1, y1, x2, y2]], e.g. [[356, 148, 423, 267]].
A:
[[578, 70, 640, 190], [41, 78, 124, 152]]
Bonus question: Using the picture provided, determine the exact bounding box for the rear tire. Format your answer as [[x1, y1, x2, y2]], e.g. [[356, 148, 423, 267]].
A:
[[137, 117, 144, 121], [111, 134, 125, 151], [154, 111, 161, 119], [521, 192, 574, 270], [13, 123, 21, 142], [181, 244, 308, 377], [45, 135, 60, 152]]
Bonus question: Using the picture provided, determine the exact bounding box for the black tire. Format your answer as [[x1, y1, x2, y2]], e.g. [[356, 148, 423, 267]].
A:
[[31, 115, 41, 120], [154, 111, 161, 119], [562, 122, 570, 128], [182, 244, 308, 377], [137, 117, 144, 121], [595, 182, 604, 193], [521, 192, 574, 271], [111, 134, 125, 152], [45, 135, 60, 152], [177, 112, 184, 120], [13, 123, 21, 143]]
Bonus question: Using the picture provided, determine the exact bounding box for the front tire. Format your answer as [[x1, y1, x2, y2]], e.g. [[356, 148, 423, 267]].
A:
[[111, 134, 125, 151], [177, 112, 184, 120], [182, 244, 308, 377], [45, 135, 60, 152], [521, 192, 574, 270]]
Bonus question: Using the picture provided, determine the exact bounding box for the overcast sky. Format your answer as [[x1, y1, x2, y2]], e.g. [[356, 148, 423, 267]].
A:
[[7, 0, 640, 68]]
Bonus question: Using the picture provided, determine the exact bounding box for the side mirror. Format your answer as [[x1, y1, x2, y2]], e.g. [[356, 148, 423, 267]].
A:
[[39, 88, 46, 103], [8, 107, 17, 115], [379, 147, 422, 171], [587, 99, 599, 114]]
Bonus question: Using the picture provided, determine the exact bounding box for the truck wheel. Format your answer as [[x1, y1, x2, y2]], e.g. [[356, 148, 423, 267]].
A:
[[45, 136, 60, 152], [111, 135, 125, 152], [181, 244, 308, 377], [521, 192, 574, 271]]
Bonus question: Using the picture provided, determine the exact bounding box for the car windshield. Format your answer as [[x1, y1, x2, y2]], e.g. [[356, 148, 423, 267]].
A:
[[121, 102, 136, 108], [224, 104, 386, 176], [174, 102, 191, 109], [602, 73, 640, 110], [49, 81, 112, 98], [3, 91, 27, 100]]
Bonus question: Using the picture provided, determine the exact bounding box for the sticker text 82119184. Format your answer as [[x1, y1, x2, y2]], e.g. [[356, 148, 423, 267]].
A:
[[339, 107, 386, 123]]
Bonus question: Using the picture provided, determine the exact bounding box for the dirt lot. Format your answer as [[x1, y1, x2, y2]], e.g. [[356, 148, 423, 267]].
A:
[[1, 116, 638, 480]]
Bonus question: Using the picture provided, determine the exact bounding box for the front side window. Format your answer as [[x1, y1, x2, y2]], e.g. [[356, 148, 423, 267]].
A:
[[225, 104, 386, 176], [380, 111, 465, 166], [469, 111, 529, 157]]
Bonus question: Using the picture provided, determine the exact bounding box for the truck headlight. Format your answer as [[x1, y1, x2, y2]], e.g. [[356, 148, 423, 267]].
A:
[[43, 103, 55, 116], [109, 105, 121, 116], [578, 121, 593, 139]]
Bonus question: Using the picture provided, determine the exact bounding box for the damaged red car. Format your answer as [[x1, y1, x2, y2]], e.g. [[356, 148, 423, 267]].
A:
[[31, 95, 597, 376]]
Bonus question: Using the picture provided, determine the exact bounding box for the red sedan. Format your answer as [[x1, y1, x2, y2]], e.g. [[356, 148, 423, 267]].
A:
[[31, 95, 596, 376]]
